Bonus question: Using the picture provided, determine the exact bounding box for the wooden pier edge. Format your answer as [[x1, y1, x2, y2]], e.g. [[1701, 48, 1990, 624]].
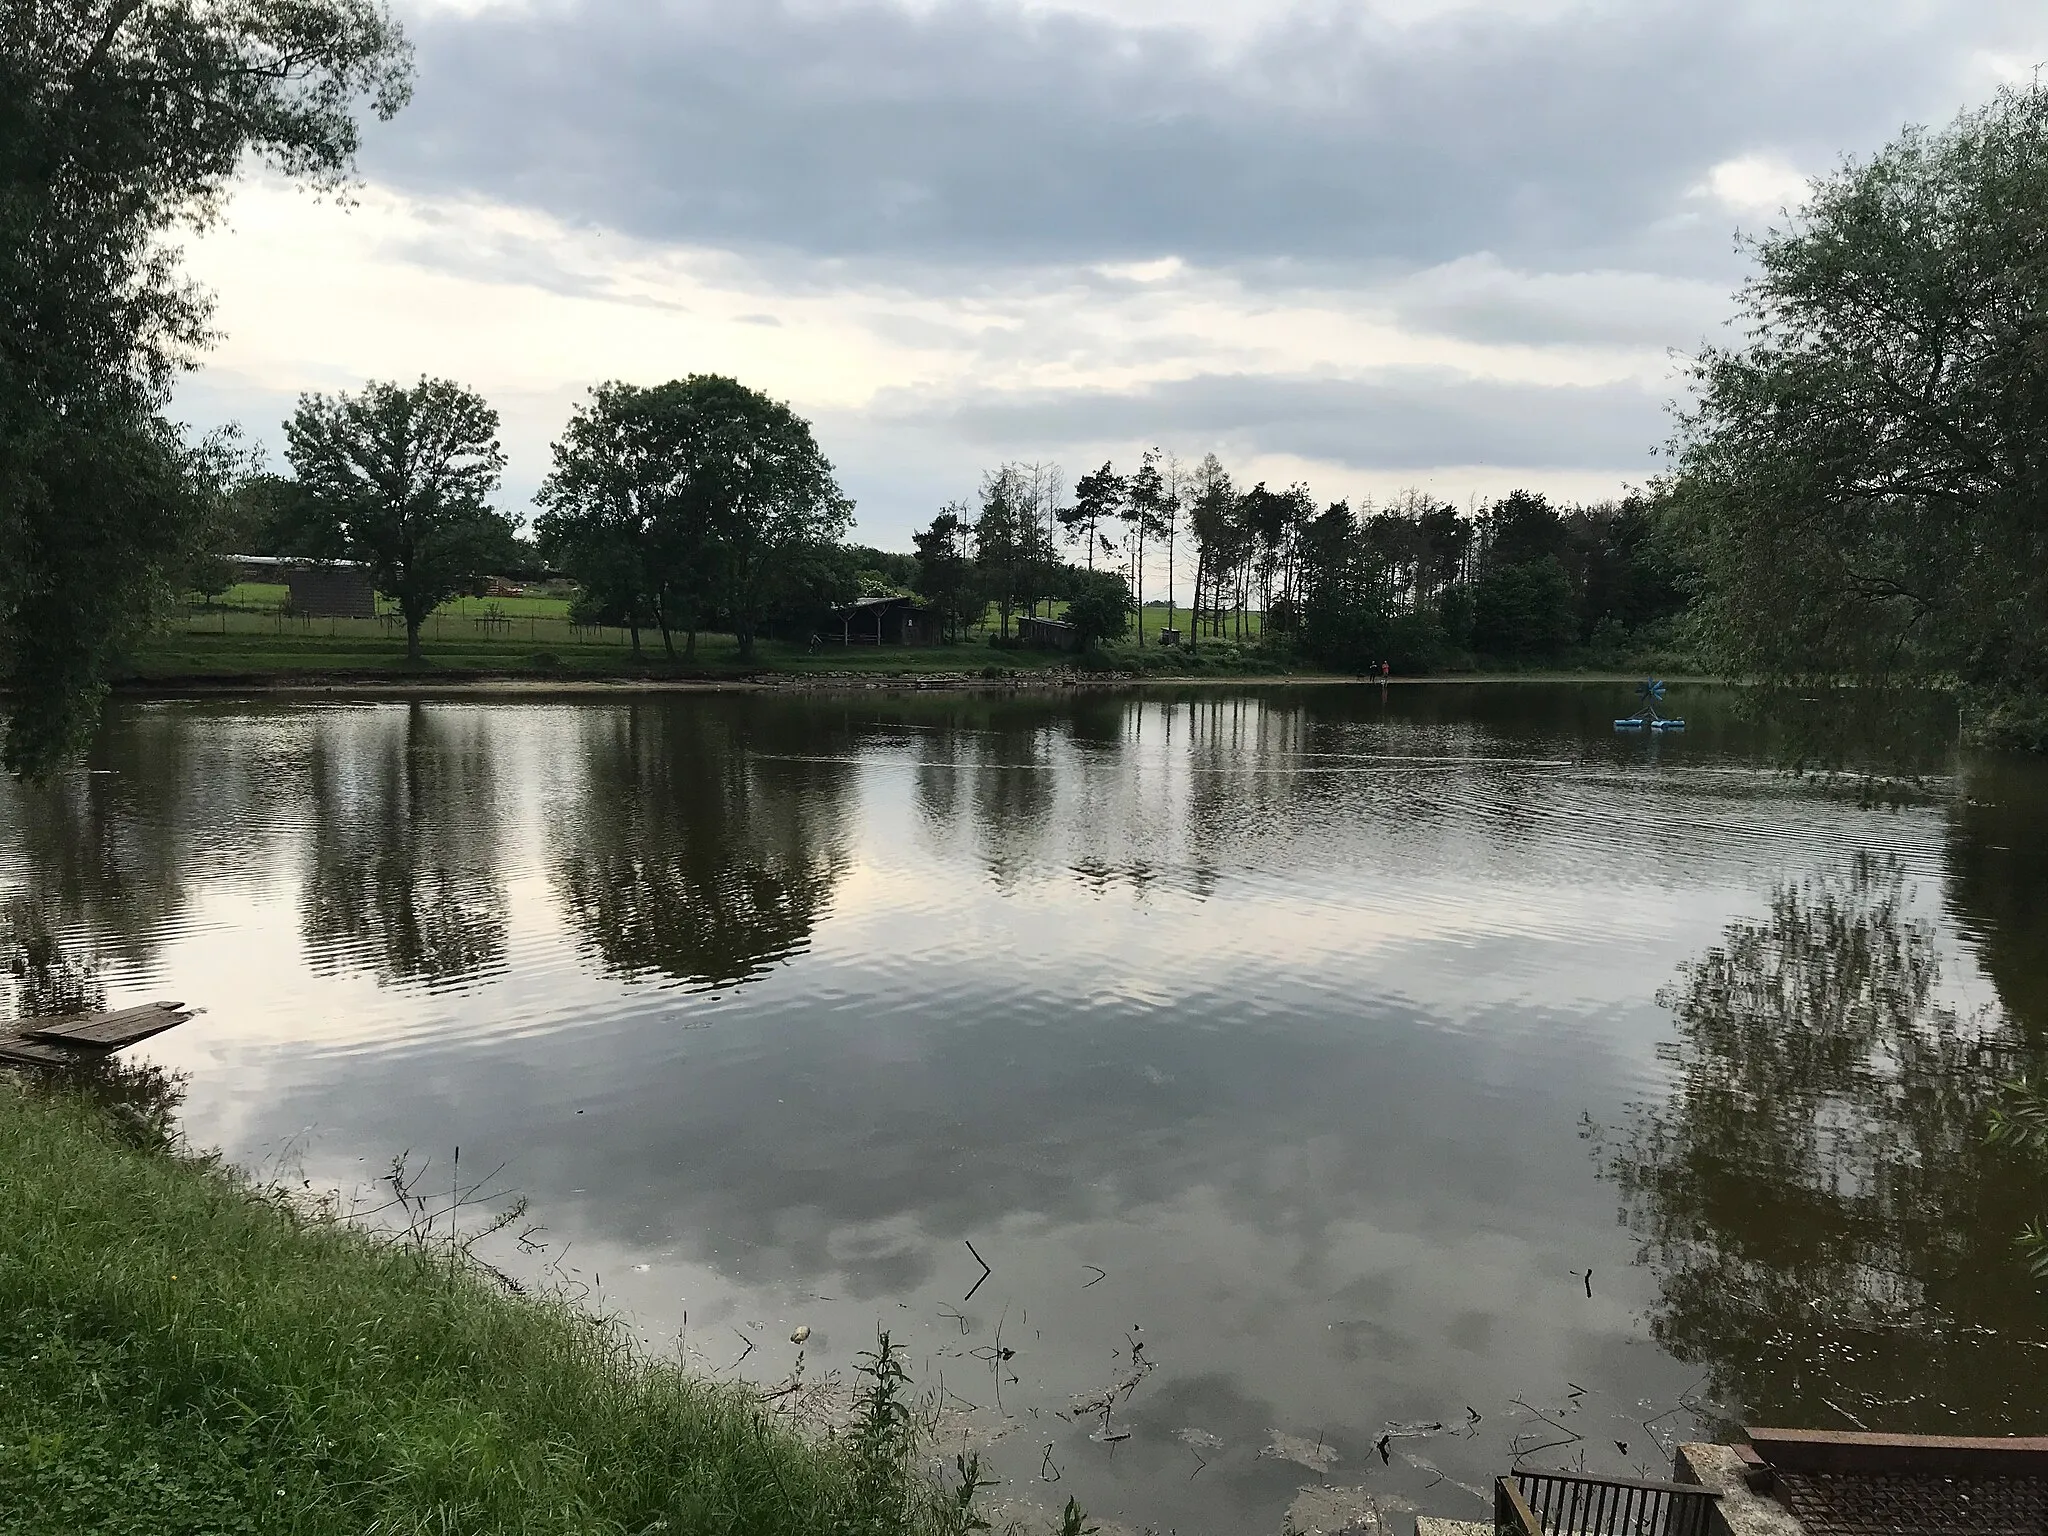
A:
[[0, 1001, 197, 1068]]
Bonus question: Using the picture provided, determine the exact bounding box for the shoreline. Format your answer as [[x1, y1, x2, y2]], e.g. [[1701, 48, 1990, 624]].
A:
[[108, 668, 1721, 701]]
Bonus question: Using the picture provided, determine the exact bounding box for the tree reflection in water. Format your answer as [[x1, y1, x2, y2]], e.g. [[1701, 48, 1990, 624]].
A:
[[1604, 854, 2048, 1432], [300, 704, 510, 990], [4, 897, 107, 1018], [552, 702, 852, 990]]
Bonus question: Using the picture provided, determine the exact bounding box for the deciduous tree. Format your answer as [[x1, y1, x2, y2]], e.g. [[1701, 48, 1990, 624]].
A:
[[538, 381, 715, 660], [1, 0, 410, 773], [285, 378, 513, 661], [672, 376, 851, 658], [1675, 82, 2048, 748]]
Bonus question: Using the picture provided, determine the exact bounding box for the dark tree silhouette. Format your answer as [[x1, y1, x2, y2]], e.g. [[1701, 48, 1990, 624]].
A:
[[300, 704, 509, 990], [551, 701, 853, 990]]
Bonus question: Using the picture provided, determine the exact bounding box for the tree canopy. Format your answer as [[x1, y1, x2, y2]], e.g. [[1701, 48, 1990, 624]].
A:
[[536, 381, 711, 659], [1, 0, 411, 774], [285, 378, 513, 660], [538, 376, 850, 660], [1675, 82, 2048, 748]]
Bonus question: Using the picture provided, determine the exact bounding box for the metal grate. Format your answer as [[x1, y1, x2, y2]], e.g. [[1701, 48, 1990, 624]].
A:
[[1777, 1471, 2048, 1536], [1502, 1470, 1719, 1536]]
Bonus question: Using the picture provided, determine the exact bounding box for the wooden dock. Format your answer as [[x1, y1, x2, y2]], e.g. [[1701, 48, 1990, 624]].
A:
[[0, 1000, 196, 1069]]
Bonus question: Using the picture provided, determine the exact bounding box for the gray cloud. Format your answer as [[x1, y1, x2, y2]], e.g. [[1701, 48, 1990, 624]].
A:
[[1382, 259, 1732, 351], [370, 0, 2046, 272], [863, 369, 1671, 473]]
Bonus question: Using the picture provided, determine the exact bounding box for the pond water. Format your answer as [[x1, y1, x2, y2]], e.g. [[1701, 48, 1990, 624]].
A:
[[5, 683, 2046, 1534]]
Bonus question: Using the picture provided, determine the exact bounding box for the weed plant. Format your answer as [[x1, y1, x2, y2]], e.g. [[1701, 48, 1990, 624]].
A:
[[0, 1076, 1013, 1536]]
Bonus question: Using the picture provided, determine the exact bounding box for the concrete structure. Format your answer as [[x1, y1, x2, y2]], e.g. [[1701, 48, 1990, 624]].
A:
[[1421, 1434, 2048, 1535], [1672, 1442, 1807, 1536]]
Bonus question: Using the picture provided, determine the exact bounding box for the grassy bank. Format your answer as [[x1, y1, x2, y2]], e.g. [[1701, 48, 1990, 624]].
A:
[[130, 598, 1692, 689], [123, 611, 1308, 683], [0, 1075, 990, 1536]]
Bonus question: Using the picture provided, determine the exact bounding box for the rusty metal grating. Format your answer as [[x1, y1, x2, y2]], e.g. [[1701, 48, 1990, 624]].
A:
[[1506, 1470, 1718, 1535], [1776, 1472, 2048, 1536]]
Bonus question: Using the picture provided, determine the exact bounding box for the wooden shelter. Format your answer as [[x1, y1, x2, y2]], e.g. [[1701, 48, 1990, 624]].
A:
[[827, 594, 937, 646], [232, 555, 377, 618], [1017, 615, 1082, 653]]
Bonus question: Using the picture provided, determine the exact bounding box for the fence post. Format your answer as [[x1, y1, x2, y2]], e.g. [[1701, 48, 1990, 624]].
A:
[[1496, 1477, 1543, 1536]]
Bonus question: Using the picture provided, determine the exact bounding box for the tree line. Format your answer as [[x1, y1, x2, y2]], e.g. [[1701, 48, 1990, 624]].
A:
[[909, 452, 1686, 669], [8, 0, 2048, 775]]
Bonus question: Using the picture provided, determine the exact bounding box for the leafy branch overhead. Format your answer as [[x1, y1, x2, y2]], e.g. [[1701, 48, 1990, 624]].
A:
[[1673, 82, 2048, 749]]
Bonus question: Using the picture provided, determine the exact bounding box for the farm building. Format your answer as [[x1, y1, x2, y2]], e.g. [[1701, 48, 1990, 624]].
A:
[[231, 556, 378, 619], [1016, 615, 1082, 652]]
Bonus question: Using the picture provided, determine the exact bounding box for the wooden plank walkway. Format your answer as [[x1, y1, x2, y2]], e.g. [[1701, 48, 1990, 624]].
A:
[[0, 1030, 102, 1068], [0, 1001, 196, 1069], [22, 1001, 192, 1049]]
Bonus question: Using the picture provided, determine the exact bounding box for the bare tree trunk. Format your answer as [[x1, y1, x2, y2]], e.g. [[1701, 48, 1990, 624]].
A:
[[1134, 520, 1144, 636]]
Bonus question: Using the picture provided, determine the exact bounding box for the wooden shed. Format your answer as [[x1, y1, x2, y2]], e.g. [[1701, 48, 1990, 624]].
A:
[[828, 594, 938, 646], [1016, 615, 1082, 653], [230, 555, 377, 619]]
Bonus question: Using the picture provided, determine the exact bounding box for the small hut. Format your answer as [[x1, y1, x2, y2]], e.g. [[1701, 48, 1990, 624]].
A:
[[1016, 615, 1082, 653], [285, 563, 376, 619], [827, 594, 938, 646]]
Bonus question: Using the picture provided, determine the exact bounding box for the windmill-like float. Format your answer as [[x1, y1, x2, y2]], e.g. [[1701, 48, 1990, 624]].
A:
[[1615, 678, 1685, 732]]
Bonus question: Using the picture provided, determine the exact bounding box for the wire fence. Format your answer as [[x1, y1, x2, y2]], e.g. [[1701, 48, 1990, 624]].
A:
[[177, 603, 638, 651]]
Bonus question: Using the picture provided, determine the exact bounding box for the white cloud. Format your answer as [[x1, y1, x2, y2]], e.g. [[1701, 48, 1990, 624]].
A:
[[1691, 154, 1811, 215], [175, 177, 1682, 540]]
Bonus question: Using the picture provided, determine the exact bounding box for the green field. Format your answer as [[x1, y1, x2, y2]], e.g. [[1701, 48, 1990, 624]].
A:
[[132, 596, 1287, 681], [0, 1075, 999, 1536]]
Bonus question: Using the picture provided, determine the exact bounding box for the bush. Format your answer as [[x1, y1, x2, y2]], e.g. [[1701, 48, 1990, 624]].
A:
[[1063, 571, 1132, 649]]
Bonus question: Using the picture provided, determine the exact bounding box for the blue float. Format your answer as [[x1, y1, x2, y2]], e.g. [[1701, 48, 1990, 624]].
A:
[[1616, 679, 1685, 732]]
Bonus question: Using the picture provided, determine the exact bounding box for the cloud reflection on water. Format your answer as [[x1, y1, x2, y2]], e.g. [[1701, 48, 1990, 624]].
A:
[[3, 684, 2043, 1532]]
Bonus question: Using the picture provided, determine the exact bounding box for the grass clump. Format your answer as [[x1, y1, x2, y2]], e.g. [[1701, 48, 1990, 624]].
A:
[[0, 1074, 997, 1535]]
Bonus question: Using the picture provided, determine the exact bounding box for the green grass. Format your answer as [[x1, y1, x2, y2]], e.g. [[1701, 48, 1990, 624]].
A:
[[206, 585, 576, 620], [0, 1075, 995, 1536], [125, 602, 1304, 683]]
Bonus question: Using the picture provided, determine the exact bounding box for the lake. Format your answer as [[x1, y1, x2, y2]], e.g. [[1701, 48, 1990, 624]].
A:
[[5, 682, 2045, 1534]]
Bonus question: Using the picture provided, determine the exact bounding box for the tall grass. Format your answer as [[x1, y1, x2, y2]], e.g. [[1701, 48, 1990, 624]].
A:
[[0, 1076, 1001, 1535]]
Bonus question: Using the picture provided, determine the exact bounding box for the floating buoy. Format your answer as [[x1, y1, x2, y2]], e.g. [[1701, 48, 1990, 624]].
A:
[[1616, 679, 1685, 732]]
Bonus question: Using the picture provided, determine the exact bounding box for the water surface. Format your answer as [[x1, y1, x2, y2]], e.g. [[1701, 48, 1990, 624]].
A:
[[5, 683, 2045, 1533]]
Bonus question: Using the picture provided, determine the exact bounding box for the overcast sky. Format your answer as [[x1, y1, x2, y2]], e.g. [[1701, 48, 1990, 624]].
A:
[[175, 0, 2047, 551]]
